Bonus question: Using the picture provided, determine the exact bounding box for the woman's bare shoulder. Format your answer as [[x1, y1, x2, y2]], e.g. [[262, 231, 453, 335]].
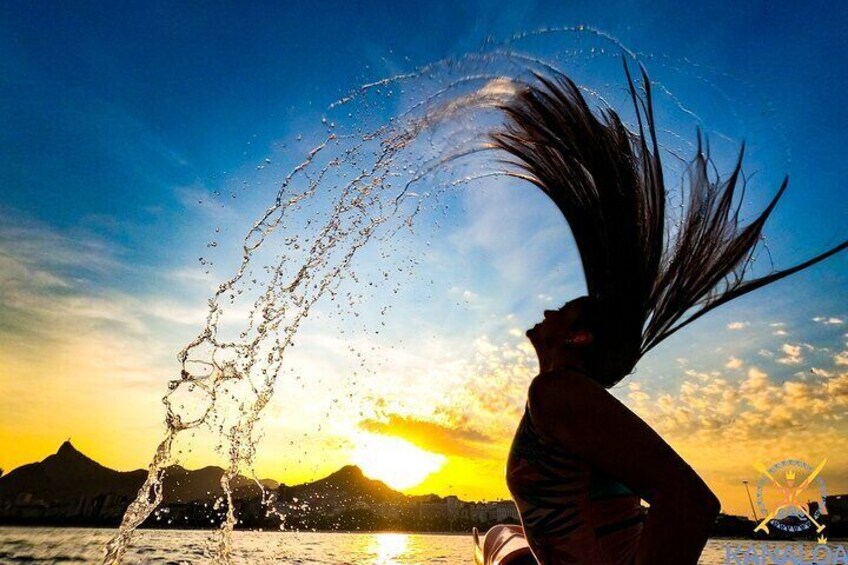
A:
[[528, 368, 601, 405]]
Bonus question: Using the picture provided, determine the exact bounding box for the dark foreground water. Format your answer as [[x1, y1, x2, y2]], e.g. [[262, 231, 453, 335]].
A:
[[0, 527, 839, 564]]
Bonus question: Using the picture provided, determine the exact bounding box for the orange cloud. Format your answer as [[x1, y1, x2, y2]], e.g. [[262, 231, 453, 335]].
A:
[[359, 414, 495, 458]]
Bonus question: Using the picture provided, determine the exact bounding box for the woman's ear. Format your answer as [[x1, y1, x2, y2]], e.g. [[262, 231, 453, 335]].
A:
[[567, 330, 594, 347]]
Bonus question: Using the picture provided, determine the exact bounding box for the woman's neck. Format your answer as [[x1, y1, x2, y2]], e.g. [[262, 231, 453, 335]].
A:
[[539, 353, 588, 374]]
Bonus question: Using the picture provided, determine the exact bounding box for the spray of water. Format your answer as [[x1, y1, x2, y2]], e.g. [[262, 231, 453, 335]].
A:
[[102, 59, 529, 565], [103, 29, 786, 564]]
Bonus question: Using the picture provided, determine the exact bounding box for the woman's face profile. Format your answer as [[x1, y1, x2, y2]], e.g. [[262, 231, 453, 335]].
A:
[[526, 302, 585, 354]]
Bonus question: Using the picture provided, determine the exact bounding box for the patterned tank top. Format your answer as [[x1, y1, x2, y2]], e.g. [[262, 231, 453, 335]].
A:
[[506, 400, 646, 564]]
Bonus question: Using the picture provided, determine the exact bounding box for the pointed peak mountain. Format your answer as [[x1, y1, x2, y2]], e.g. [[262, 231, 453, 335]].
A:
[[55, 440, 88, 460], [47, 441, 104, 472], [57, 440, 76, 452], [0, 442, 145, 502]]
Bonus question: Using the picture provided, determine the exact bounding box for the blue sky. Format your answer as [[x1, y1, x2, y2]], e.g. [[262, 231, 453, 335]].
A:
[[2, 1, 847, 282], [2, 1, 847, 515]]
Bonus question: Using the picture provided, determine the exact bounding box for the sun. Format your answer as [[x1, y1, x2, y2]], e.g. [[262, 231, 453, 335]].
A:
[[351, 434, 446, 491]]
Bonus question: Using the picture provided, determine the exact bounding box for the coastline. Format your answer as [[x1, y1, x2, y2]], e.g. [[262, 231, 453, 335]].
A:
[[1, 524, 844, 542]]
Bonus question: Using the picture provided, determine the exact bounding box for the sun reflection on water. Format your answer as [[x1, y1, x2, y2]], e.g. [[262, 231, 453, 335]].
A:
[[372, 532, 409, 564]]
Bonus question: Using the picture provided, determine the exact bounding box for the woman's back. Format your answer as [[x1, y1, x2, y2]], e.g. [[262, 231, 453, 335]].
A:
[[506, 404, 645, 564]]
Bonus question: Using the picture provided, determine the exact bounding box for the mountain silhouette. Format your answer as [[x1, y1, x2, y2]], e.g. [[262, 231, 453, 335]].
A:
[[0, 441, 145, 502], [0, 443, 828, 537], [279, 464, 403, 508], [0, 442, 398, 509], [0, 442, 282, 506]]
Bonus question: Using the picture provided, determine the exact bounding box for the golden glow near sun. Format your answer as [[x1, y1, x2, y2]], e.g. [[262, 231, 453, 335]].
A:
[[352, 434, 446, 490]]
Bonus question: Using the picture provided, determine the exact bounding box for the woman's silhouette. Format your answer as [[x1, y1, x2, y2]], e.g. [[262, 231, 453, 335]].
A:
[[473, 65, 848, 565]]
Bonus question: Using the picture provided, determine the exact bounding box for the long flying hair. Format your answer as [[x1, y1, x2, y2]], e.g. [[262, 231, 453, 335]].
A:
[[489, 64, 848, 387]]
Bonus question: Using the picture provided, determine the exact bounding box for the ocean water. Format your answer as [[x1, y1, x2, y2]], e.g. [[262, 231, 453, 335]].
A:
[[0, 527, 831, 564]]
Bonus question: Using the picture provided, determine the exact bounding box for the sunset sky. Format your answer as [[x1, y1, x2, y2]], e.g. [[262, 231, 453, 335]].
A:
[[2, 0, 847, 521]]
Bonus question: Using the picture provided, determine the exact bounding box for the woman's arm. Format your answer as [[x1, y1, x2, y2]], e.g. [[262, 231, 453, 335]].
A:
[[528, 370, 720, 565]]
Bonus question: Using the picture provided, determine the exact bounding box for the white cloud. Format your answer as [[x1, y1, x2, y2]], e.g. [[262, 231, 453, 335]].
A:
[[625, 365, 848, 443], [777, 343, 804, 365], [629, 390, 650, 403], [725, 356, 743, 369], [727, 321, 750, 330], [813, 316, 844, 326]]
